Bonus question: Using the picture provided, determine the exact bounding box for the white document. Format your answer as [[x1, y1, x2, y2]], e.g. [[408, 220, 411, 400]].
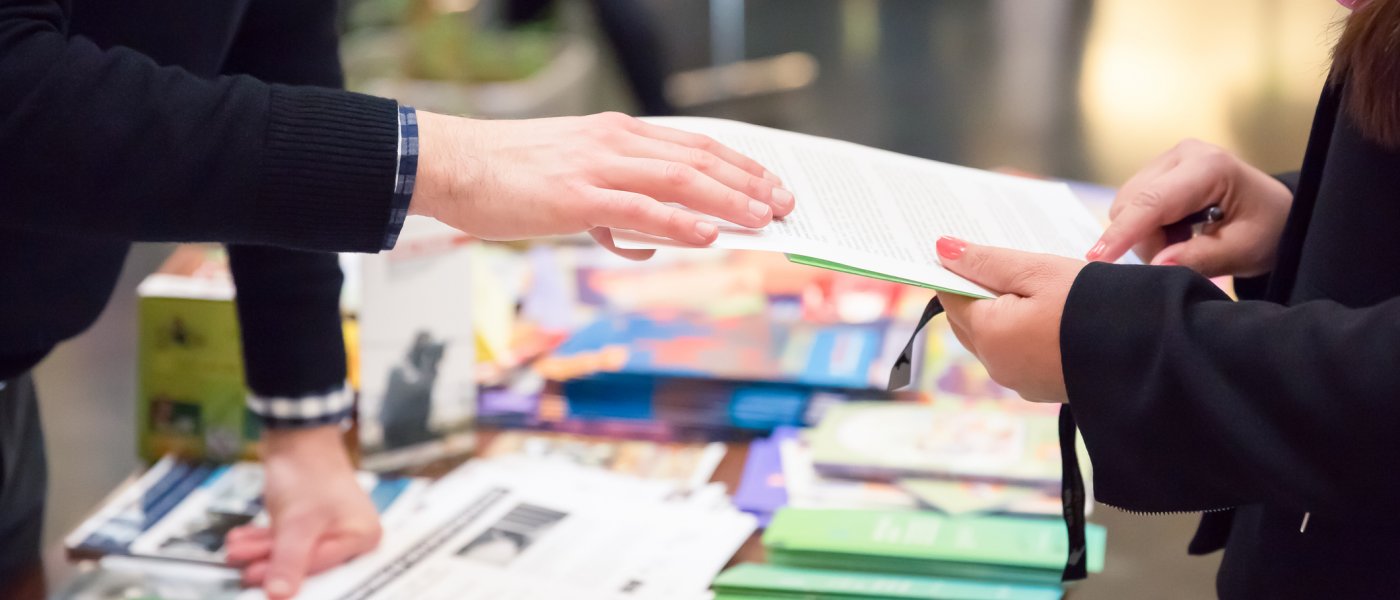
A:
[[253, 457, 755, 600], [614, 117, 1105, 298]]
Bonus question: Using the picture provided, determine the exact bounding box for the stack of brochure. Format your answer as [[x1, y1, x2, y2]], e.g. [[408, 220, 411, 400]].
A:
[[64, 456, 427, 564], [58, 451, 754, 600], [274, 456, 756, 600], [760, 508, 1105, 585]]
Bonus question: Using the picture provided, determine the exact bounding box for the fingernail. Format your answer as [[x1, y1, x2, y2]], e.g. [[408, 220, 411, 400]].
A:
[[763, 170, 783, 185], [695, 221, 717, 240], [266, 579, 292, 597], [1086, 240, 1107, 261], [936, 236, 967, 260], [771, 188, 794, 209], [748, 199, 771, 221]]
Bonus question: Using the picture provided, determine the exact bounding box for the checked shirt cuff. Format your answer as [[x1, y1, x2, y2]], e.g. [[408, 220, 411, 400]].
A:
[[382, 104, 419, 250]]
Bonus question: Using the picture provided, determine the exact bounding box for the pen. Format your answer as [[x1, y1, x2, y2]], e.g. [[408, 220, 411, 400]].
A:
[[1163, 204, 1224, 245]]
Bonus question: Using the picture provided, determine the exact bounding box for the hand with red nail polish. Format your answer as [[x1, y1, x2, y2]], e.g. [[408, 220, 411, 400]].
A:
[[1085, 139, 1291, 278], [936, 236, 1085, 403]]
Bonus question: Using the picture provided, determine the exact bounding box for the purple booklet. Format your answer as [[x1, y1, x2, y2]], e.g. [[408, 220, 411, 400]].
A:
[[733, 436, 789, 527]]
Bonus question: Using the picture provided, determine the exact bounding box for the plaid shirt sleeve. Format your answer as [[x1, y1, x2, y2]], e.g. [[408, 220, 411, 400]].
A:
[[383, 104, 418, 250]]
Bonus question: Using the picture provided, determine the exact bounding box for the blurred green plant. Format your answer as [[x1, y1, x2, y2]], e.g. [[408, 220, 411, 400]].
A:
[[345, 0, 557, 83]]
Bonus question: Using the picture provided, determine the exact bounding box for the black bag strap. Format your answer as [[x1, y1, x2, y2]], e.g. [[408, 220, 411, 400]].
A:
[[887, 294, 1088, 582], [1059, 404, 1088, 582]]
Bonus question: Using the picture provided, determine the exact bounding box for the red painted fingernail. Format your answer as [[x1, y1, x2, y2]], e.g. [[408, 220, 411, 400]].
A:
[[1086, 240, 1107, 261], [936, 236, 967, 260]]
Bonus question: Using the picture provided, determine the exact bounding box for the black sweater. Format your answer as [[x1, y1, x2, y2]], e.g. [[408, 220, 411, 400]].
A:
[[1062, 80, 1400, 596], [0, 0, 400, 401]]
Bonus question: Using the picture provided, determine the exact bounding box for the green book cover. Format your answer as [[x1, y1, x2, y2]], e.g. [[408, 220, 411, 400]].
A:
[[763, 508, 1105, 575], [808, 402, 1063, 487], [137, 255, 260, 463], [713, 563, 1063, 600], [786, 255, 993, 300]]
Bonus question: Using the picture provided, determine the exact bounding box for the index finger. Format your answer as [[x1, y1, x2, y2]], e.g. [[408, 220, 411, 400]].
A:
[[633, 121, 783, 185], [1090, 163, 1222, 263]]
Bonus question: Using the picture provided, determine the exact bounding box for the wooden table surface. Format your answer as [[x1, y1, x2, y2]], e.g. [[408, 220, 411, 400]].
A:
[[1, 434, 760, 599]]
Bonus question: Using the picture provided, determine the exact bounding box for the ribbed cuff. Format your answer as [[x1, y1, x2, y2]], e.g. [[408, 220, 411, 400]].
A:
[[256, 86, 399, 252], [248, 384, 354, 429]]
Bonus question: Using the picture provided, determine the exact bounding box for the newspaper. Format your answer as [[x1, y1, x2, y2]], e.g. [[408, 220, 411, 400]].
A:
[[245, 457, 756, 600]]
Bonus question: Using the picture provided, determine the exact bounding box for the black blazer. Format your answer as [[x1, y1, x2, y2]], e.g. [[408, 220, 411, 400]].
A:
[[1062, 80, 1400, 597]]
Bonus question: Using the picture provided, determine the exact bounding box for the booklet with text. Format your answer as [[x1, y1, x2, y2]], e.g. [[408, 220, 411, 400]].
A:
[[615, 118, 1104, 298]]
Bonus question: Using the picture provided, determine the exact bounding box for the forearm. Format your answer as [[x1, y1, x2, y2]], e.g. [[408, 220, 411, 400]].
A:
[[1063, 263, 1400, 514]]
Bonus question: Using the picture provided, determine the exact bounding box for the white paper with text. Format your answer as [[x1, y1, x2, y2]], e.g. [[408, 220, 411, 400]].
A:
[[614, 117, 1104, 297]]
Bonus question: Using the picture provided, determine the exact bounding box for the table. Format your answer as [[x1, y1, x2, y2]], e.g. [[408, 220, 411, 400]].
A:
[[0, 433, 760, 600]]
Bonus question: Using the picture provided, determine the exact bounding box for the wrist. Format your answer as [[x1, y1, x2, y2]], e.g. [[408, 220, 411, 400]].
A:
[[409, 111, 485, 221], [263, 424, 351, 469]]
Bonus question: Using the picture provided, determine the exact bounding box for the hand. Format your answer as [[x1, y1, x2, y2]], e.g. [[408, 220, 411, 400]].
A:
[[1085, 139, 1291, 278], [411, 111, 795, 260], [225, 426, 380, 600], [936, 237, 1086, 403]]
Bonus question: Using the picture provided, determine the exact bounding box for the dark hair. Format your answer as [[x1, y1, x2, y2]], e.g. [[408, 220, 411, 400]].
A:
[[1332, 0, 1400, 147]]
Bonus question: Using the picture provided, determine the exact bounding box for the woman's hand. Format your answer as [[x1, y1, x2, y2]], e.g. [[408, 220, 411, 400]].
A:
[[411, 111, 794, 260], [936, 237, 1086, 403], [1086, 139, 1291, 278], [225, 426, 381, 600]]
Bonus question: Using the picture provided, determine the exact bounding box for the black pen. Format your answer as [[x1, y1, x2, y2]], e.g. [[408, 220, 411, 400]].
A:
[[1163, 204, 1224, 245]]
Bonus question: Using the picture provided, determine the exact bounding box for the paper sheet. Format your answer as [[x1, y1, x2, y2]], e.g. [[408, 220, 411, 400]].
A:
[[614, 117, 1105, 298]]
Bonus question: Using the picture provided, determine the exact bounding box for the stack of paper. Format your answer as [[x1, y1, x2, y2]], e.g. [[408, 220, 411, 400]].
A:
[[64, 456, 426, 564], [616, 117, 1105, 299], [276, 456, 757, 600], [712, 563, 1064, 600], [761, 508, 1105, 586]]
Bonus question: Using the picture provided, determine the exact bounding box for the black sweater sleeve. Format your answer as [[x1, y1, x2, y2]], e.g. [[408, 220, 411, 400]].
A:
[[224, 0, 353, 406], [0, 0, 396, 252], [1062, 262, 1400, 516]]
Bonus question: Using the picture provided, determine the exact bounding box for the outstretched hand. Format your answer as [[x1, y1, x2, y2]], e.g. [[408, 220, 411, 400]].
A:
[[411, 111, 795, 260]]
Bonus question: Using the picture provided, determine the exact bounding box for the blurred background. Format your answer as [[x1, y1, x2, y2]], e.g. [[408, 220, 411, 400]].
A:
[[37, 1, 1343, 598]]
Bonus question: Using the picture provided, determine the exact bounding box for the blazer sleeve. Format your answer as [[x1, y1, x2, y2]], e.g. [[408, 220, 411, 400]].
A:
[[224, 0, 355, 422], [1062, 262, 1400, 516], [0, 0, 396, 252]]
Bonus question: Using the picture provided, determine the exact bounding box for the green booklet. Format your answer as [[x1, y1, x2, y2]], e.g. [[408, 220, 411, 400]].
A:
[[137, 247, 260, 462], [713, 563, 1063, 600], [807, 402, 1063, 487], [763, 508, 1105, 584]]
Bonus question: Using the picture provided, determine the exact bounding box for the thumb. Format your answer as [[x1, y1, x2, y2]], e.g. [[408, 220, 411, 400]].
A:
[[264, 519, 321, 600], [1149, 236, 1232, 277], [936, 236, 1042, 295]]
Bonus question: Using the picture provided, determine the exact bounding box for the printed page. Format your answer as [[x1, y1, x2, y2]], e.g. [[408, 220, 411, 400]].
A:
[[614, 117, 1104, 297]]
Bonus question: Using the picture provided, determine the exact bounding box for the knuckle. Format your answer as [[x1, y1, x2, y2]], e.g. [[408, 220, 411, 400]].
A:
[[966, 249, 992, 275], [596, 111, 633, 127], [586, 125, 620, 144], [692, 134, 717, 151], [747, 175, 773, 198], [1132, 187, 1166, 210], [663, 161, 697, 186], [664, 208, 688, 233], [688, 148, 716, 172]]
